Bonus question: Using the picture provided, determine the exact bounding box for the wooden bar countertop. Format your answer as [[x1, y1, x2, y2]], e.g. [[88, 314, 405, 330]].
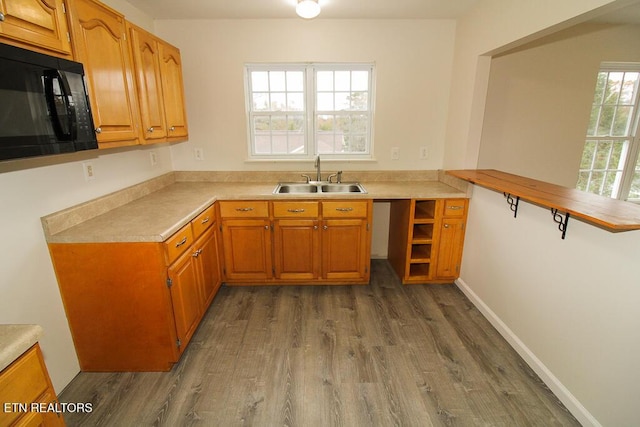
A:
[[446, 169, 640, 232]]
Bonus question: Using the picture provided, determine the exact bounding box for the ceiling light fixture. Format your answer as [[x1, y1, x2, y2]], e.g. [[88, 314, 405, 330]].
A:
[[296, 0, 321, 19]]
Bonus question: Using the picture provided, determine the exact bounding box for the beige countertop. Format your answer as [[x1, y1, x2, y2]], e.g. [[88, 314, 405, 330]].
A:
[[43, 175, 468, 244], [0, 324, 44, 372]]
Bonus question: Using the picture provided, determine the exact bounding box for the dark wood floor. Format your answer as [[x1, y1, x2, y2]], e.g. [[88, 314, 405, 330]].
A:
[[59, 260, 580, 426]]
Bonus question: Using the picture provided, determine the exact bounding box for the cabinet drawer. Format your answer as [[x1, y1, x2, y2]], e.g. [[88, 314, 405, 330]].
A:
[[443, 199, 467, 217], [0, 345, 49, 426], [273, 201, 319, 218], [192, 204, 216, 238], [165, 223, 194, 264], [322, 201, 368, 218], [219, 201, 269, 218]]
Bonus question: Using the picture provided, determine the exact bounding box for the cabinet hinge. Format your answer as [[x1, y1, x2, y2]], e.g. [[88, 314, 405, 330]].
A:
[[62, 3, 66, 13], [365, 266, 368, 273], [166, 278, 173, 288], [366, 223, 370, 231], [66, 32, 71, 43], [176, 338, 182, 348]]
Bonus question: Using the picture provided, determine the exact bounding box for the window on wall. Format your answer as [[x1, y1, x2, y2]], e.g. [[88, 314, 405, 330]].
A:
[[245, 63, 374, 160], [577, 63, 640, 202]]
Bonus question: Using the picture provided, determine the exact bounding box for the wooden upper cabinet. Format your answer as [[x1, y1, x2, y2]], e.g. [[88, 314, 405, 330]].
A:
[[128, 23, 189, 144], [67, 0, 140, 148], [159, 41, 188, 140], [128, 22, 168, 143], [0, 0, 72, 57]]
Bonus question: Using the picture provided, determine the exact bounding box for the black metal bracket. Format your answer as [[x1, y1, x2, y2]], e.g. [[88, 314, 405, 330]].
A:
[[551, 209, 570, 240], [503, 193, 520, 218]]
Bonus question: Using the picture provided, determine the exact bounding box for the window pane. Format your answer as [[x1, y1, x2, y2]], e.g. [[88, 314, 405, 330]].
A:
[[317, 114, 334, 131], [612, 106, 632, 136], [251, 72, 269, 91], [596, 106, 614, 136], [352, 71, 369, 91], [576, 171, 590, 192], [287, 93, 304, 111], [335, 92, 350, 110], [317, 71, 333, 91], [335, 71, 350, 91], [594, 141, 612, 169], [269, 71, 286, 91], [587, 106, 600, 136], [580, 140, 596, 169], [604, 72, 623, 104], [593, 72, 607, 104], [286, 71, 304, 91], [350, 92, 369, 110], [271, 92, 286, 111], [317, 93, 333, 111], [619, 72, 639, 104], [252, 93, 269, 111], [588, 171, 605, 194]]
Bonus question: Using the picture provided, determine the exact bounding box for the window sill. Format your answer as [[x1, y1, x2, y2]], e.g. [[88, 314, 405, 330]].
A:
[[447, 169, 640, 233]]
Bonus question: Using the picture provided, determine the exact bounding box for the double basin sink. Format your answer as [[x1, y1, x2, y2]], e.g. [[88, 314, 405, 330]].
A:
[[273, 182, 367, 194]]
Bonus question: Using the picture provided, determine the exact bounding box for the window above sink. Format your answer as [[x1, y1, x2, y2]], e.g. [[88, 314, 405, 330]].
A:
[[245, 63, 375, 161]]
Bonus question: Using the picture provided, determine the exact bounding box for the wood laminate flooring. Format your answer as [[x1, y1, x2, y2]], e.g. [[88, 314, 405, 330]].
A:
[[59, 260, 581, 426]]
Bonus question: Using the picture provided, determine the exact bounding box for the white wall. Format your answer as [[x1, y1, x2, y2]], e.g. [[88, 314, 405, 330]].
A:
[[154, 19, 456, 173], [447, 0, 640, 425], [0, 0, 167, 392], [479, 23, 640, 187]]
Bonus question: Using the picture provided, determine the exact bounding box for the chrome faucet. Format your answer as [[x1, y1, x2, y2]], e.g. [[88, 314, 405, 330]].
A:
[[314, 155, 321, 182]]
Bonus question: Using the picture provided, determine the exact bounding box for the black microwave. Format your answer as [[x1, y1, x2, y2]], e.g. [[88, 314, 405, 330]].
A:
[[0, 43, 98, 161]]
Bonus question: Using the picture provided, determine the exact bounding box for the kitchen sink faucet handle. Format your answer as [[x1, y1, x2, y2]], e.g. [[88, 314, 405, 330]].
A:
[[301, 174, 311, 183]]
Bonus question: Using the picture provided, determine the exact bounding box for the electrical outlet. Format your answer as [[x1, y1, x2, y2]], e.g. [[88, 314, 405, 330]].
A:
[[149, 151, 158, 166], [391, 147, 399, 160], [420, 146, 428, 160], [194, 148, 204, 161], [83, 161, 95, 181]]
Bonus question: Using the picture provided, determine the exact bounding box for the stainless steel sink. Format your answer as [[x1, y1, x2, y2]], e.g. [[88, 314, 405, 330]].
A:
[[273, 182, 367, 194], [320, 183, 365, 193], [273, 183, 319, 194]]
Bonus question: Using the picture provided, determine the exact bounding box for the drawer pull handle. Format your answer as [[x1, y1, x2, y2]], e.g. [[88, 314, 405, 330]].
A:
[[287, 209, 305, 213], [335, 207, 354, 212], [448, 206, 463, 210], [201, 217, 210, 224], [235, 207, 254, 212], [175, 237, 188, 247]]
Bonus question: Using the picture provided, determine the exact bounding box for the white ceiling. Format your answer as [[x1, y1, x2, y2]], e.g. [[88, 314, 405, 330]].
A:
[[124, 0, 481, 20]]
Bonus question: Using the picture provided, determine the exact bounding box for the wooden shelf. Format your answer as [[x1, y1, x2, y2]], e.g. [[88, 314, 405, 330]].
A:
[[446, 169, 640, 232]]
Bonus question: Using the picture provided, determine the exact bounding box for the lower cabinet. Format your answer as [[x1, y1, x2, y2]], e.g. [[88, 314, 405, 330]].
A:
[[48, 203, 221, 371], [0, 343, 65, 427], [219, 199, 372, 285], [388, 198, 468, 284]]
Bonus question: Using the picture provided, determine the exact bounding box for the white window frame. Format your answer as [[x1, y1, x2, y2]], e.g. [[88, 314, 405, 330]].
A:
[[577, 62, 640, 202], [244, 63, 375, 161]]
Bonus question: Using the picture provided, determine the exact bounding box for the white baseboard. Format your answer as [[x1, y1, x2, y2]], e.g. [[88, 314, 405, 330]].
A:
[[455, 277, 601, 427]]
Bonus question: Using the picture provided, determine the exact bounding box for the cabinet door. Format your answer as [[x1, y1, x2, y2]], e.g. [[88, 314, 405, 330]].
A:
[[321, 218, 369, 281], [68, 0, 139, 147], [435, 218, 466, 279], [159, 41, 188, 140], [168, 250, 202, 352], [128, 23, 167, 143], [0, 0, 71, 56], [195, 226, 221, 309], [221, 219, 272, 281], [273, 219, 320, 281]]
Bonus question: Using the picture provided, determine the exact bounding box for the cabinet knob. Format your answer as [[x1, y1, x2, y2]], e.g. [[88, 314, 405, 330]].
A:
[[443, 224, 450, 228], [170, 126, 176, 132], [313, 225, 318, 230], [147, 127, 154, 133], [323, 225, 328, 230], [0, 12, 5, 21], [95, 127, 102, 134]]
